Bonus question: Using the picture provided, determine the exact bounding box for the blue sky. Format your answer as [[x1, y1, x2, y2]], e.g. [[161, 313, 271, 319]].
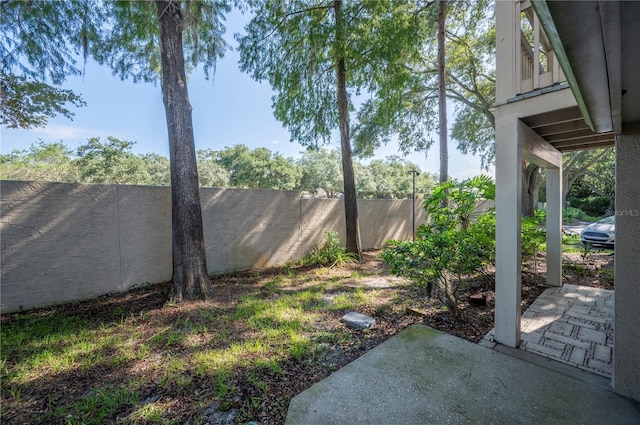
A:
[[1, 9, 492, 180]]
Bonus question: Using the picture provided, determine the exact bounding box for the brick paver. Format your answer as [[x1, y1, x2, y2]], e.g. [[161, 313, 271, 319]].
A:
[[519, 284, 614, 377]]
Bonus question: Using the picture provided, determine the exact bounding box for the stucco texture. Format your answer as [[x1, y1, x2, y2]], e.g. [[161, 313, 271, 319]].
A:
[[1, 181, 424, 313]]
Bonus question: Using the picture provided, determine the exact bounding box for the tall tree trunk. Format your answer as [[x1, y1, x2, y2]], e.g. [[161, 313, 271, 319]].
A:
[[156, 0, 211, 301], [334, 0, 362, 259], [522, 162, 540, 217], [437, 0, 448, 183]]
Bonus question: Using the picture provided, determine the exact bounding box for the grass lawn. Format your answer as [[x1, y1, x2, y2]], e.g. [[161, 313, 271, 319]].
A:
[[3, 252, 478, 425], [1, 247, 611, 424]]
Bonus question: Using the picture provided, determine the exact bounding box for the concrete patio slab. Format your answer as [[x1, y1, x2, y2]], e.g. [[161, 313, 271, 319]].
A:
[[285, 325, 639, 425]]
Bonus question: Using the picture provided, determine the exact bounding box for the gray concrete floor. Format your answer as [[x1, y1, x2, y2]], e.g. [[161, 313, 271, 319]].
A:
[[285, 325, 640, 425]]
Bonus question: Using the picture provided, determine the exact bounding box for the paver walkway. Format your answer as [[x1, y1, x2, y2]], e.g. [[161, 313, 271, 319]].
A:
[[518, 284, 614, 377]]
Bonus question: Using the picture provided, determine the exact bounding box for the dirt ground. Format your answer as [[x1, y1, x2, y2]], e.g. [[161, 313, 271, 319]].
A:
[[0, 250, 614, 425]]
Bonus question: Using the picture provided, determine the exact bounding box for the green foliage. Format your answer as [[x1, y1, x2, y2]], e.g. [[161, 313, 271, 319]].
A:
[[0, 73, 86, 129], [139, 153, 171, 186], [354, 1, 496, 168], [563, 207, 591, 223], [382, 177, 496, 317], [366, 156, 436, 199], [76, 137, 150, 184], [567, 196, 611, 218], [303, 231, 358, 268], [0, 1, 103, 82], [562, 148, 614, 211], [536, 206, 599, 224], [447, 2, 496, 168], [423, 175, 495, 229], [296, 149, 436, 199], [4, 140, 436, 200], [93, 1, 231, 84], [1, 1, 96, 128], [0, 139, 170, 186], [213, 145, 301, 190], [238, 1, 424, 148], [196, 149, 231, 188], [297, 148, 343, 197], [238, 0, 428, 256], [2, 141, 433, 197], [0, 140, 79, 182], [521, 214, 545, 266]]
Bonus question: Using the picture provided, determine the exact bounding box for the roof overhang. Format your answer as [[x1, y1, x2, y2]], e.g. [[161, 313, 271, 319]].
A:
[[531, 1, 640, 134]]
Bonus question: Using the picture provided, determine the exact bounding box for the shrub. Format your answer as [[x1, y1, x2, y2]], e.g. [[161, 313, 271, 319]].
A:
[[538, 206, 599, 224], [382, 176, 496, 317], [303, 230, 358, 267], [563, 206, 589, 222], [568, 196, 611, 217], [521, 214, 546, 270]]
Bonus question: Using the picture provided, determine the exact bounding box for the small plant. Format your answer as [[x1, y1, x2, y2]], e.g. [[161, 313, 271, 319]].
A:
[[303, 230, 358, 267], [566, 262, 586, 277], [289, 339, 308, 361], [522, 214, 546, 271], [598, 268, 614, 279], [581, 241, 592, 262]]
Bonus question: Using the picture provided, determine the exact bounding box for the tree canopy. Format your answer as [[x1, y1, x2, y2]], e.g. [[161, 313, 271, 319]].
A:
[[215, 145, 302, 190], [76, 136, 150, 184], [1, 140, 436, 199], [0, 1, 98, 128], [238, 0, 427, 257], [353, 0, 496, 169]]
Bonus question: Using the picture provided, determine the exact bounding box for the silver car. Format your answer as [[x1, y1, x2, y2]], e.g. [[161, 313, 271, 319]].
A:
[[580, 216, 615, 248]]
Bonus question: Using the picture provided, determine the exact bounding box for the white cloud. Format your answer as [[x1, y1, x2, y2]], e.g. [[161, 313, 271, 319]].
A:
[[268, 139, 280, 145], [31, 123, 104, 141]]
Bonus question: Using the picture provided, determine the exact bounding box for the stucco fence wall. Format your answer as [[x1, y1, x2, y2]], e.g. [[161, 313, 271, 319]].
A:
[[1, 181, 427, 313]]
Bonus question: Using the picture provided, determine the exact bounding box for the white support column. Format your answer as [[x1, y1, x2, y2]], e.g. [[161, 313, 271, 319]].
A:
[[545, 167, 562, 287], [533, 9, 540, 89], [495, 1, 517, 103], [495, 112, 522, 348]]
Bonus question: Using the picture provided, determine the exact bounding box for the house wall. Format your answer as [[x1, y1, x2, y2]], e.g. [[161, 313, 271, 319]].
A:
[[613, 131, 640, 401], [0, 181, 427, 313]]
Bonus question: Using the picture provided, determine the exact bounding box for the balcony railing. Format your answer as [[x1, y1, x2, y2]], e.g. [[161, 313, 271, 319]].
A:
[[516, 0, 565, 95]]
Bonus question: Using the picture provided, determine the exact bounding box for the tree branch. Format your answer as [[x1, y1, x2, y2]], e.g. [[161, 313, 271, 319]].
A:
[[583, 170, 614, 197], [447, 73, 493, 112], [313, 63, 337, 85], [565, 148, 611, 186], [417, 0, 437, 14], [256, 1, 335, 43], [447, 89, 495, 127]]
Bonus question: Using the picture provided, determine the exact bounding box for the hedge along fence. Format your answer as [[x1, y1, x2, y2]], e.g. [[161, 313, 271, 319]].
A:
[[0, 181, 425, 313]]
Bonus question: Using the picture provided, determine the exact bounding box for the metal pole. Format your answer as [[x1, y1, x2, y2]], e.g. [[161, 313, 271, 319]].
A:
[[409, 170, 420, 241]]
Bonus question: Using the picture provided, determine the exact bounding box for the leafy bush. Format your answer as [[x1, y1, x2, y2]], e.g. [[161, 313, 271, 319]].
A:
[[537, 206, 599, 224], [382, 176, 496, 317], [563, 206, 590, 222], [303, 230, 358, 267], [568, 196, 611, 217], [521, 214, 546, 270]]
